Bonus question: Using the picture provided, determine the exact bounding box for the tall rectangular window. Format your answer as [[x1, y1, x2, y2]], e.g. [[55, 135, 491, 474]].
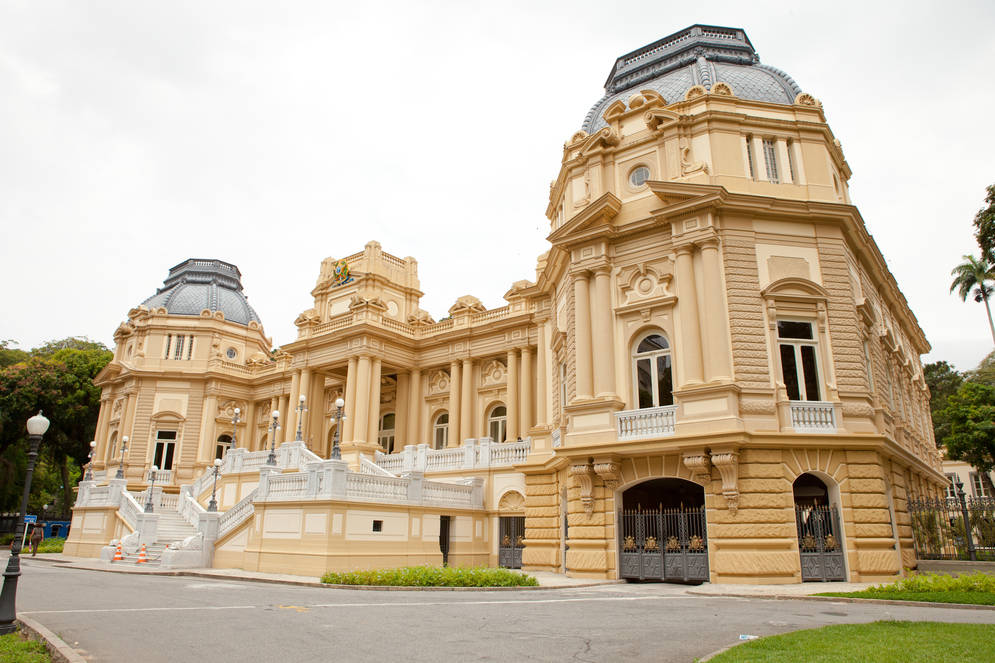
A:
[[863, 341, 875, 393], [763, 138, 779, 183], [186, 335, 194, 360], [971, 472, 990, 498], [559, 363, 567, 411], [153, 430, 177, 470], [745, 135, 756, 179], [786, 139, 798, 183], [777, 320, 820, 401], [173, 334, 185, 360], [163, 334, 172, 359]]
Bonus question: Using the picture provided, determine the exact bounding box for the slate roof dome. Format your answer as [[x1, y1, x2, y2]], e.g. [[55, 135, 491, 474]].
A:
[[141, 259, 262, 327], [582, 25, 803, 133]]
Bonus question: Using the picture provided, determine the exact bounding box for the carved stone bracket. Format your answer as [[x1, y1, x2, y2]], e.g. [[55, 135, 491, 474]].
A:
[[593, 458, 621, 492], [709, 449, 740, 514], [571, 463, 595, 517], [682, 451, 711, 485]]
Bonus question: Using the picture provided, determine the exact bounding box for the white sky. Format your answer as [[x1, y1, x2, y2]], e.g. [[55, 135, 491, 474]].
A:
[[1, 1, 993, 370]]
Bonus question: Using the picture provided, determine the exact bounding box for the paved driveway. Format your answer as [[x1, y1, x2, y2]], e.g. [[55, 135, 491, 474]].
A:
[[12, 558, 995, 662]]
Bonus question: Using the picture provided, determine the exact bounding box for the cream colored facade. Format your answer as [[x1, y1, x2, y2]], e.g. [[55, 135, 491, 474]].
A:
[[68, 25, 946, 583]]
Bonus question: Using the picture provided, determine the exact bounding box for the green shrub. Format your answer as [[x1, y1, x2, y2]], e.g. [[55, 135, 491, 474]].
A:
[[862, 571, 995, 595], [321, 565, 539, 587], [34, 537, 65, 554], [0, 533, 14, 546]]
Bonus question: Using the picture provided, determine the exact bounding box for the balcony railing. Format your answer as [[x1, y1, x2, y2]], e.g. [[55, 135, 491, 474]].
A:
[[615, 405, 677, 441], [789, 401, 837, 433]]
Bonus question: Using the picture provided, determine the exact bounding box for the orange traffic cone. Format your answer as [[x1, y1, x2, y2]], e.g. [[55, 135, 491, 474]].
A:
[[112, 542, 123, 562], [136, 544, 148, 564]]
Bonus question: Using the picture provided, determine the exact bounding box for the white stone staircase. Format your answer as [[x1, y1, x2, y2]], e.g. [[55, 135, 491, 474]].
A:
[[155, 510, 200, 546]]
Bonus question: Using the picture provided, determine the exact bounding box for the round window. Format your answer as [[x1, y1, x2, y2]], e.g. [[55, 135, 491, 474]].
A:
[[226, 347, 237, 360], [629, 166, 650, 188]]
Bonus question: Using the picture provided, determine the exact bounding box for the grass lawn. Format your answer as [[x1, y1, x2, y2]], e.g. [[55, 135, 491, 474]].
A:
[[815, 571, 995, 606], [706, 621, 995, 663], [321, 565, 539, 587], [34, 537, 65, 554], [0, 632, 50, 663]]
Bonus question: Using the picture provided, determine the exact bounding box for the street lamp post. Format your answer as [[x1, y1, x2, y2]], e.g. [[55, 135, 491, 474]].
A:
[[0, 411, 51, 634], [231, 407, 240, 451], [115, 436, 129, 480], [84, 440, 96, 481], [207, 458, 223, 512], [295, 395, 306, 442], [266, 410, 280, 466], [954, 477, 978, 562], [144, 466, 158, 513], [330, 398, 345, 460]]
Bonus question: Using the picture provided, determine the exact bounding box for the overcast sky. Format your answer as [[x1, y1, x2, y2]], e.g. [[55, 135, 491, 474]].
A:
[[2, 1, 993, 370]]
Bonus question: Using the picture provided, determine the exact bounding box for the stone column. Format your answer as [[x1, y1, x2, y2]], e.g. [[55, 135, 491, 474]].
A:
[[243, 400, 256, 450], [573, 270, 594, 399], [93, 398, 110, 465], [343, 357, 358, 442], [199, 395, 218, 464], [367, 357, 382, 448], [278, 394, 289, 442], [395, 372, 409, 449], [507, 349, 519, 441], [287, 370, 302, 438], [674, 244, 704, 385], [448, 361, 461, 447], [407, 369, 421, 445], [698, 237, 732, 382], [298, 369, 312, 440], [353, 355, 371, 444], [592, 265, 615, 398], [536, 325, 548, 428], [520, 347, 533, 435], [460, 358, 474, 443]]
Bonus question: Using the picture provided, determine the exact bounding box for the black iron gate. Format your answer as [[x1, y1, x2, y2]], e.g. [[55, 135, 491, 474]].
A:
[[499, 516, 525, 569], [794, 504, 846, 581], [618, 506, 709, 583], [439, 515, 451, 567]]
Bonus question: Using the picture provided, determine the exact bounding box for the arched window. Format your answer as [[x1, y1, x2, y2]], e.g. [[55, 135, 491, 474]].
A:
[[488, 405, 507, 443], [215, 434, 232, 460], [107, 431, 119, 463], [379, 412, 396, 454], [433, 412, 449, 450], [632, 333, 674, 408]]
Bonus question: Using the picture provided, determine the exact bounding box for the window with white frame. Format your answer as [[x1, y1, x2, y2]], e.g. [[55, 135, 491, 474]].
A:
[[745, 135, 756, 179], [762, 138, 779, 183], [433, 412, 448, 450], [559, 362, 567, 411], [863, 341, 875, 394], [379, 412, 396, 454], [632, 333, 674, 409], [488, 405, 507, 443], [163, 334, 172, 359], [777, 320, 821, 401], [153, 430, 177, 470], [945, 474, 957, 500], [173, 334, 185, 360], [215, 434, 232, 460], [786, 139, 798, 183], [971, 472, 991, 498]]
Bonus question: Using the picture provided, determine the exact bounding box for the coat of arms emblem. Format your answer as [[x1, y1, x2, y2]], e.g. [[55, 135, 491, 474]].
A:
[[332, 259, 352, 286]]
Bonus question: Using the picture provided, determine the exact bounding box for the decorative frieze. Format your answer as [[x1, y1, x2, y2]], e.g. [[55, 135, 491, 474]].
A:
[[570, 463, 595, 517], [710, 449, 740, 514]]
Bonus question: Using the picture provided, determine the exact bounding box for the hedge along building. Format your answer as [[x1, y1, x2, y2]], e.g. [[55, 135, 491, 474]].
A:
[[69, 24, 945, 583]]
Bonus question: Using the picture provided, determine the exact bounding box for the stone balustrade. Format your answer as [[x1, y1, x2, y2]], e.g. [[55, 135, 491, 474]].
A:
[[615, 405, 677, 440], [374, 438, 531, 475], [217, 488, 256, 537], [789, 401, 838, 433]]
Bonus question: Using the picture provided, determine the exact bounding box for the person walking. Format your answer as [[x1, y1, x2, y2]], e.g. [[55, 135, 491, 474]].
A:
[[29, 524, 44, 556]]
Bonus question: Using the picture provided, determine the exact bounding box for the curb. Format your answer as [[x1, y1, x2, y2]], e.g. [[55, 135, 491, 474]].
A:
[[698, 640, 747, 662], [16, 615, 87, 663], [685, 590, 995, 611], [29, 556, 621, 591]]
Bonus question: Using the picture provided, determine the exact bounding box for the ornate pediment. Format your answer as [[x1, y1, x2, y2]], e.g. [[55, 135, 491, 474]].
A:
[[498, 490, 525, 512], [448, 295, 486, 316], [617, 260, 674, 307], [480, 359, 507, 387], [427, 369, 450, 395]]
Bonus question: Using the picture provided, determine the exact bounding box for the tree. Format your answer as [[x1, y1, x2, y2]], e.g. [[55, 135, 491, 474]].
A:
[[941, 382, 995, 474], [974, 183, 995, 262], [949, 254, 995, 345], [0, 339, 29, 368], [0, 339, 112, 512], [924, 361, 963, 446], [967, 349, 995, 388]]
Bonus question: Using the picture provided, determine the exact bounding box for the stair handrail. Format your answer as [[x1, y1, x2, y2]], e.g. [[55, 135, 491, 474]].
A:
[[178, 487, 207, 528], [360, 455, 397, 477], [218, 487, 258, 538], [119, 490, 145, 530]]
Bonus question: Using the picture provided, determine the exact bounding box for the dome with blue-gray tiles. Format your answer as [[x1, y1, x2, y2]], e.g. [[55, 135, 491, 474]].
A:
[[141, 259, 261, 327]]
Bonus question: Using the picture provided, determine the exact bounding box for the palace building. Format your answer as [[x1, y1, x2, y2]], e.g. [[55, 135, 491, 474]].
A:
[[66, 24, 946, 584]]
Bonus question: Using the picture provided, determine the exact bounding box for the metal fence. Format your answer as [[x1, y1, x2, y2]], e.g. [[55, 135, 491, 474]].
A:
[[908, 495, 995, 561]]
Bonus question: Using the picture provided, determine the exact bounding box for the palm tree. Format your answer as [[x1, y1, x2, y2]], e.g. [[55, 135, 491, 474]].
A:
[[950, 254, 995, 345]]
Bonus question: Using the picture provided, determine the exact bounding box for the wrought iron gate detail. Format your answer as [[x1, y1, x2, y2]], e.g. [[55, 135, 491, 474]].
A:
[[499, 516, 525, 569], [794, 504, 845, 581], [618, 506, 709, 582]]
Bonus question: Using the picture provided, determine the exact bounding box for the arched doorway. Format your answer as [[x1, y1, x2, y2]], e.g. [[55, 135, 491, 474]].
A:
[[793, 473, 846, 581], [497, 491, 525, 569], [618, 478, 708, 583]]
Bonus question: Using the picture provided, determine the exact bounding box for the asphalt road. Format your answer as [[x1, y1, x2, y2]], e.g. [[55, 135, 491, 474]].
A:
[[10, 558, 995, 662]]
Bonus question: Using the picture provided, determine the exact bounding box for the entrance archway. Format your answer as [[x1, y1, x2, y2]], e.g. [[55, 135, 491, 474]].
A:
[[618, 478, 708, 583], [793, 473, 846, 581]]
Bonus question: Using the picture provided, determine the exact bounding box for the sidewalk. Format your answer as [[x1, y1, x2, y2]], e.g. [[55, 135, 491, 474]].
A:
[[21, 553, 618, 589]]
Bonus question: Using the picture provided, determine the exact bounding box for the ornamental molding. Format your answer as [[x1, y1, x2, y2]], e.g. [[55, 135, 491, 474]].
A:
[[570, 463, 595, 517], [710, 449, 740, 514], [681, 451, 711, 484], [593, 457, 621, 491]]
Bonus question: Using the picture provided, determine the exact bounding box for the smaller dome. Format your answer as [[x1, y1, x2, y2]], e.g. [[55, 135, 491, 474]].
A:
[[142, 259, 262, 327]]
